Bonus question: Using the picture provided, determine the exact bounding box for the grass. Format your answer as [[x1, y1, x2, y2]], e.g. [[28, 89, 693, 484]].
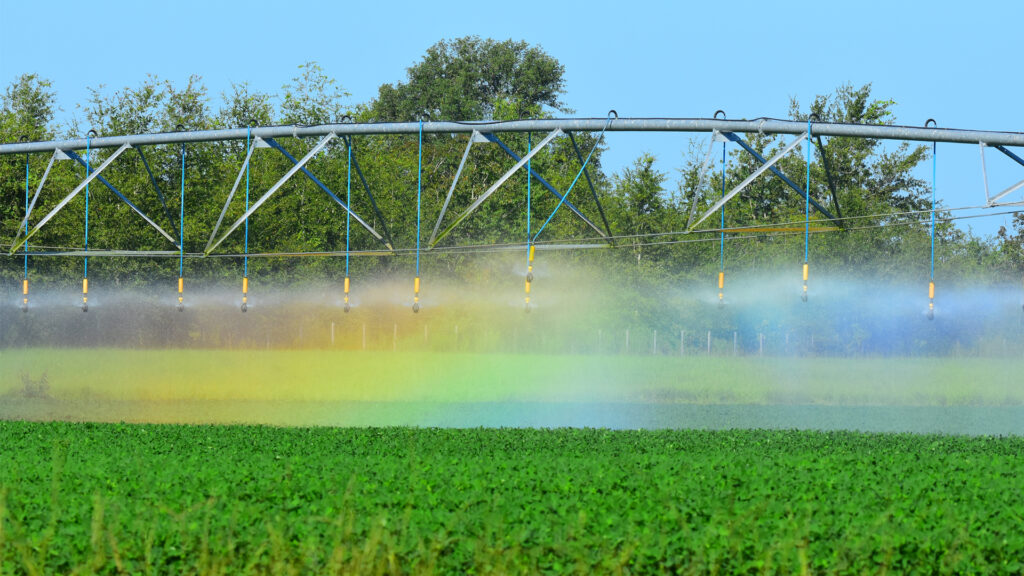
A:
[[1, 422, 1022, 575]]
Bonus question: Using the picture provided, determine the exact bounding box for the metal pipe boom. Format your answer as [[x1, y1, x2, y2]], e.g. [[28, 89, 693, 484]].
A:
[[4, 118, 1024, 154]]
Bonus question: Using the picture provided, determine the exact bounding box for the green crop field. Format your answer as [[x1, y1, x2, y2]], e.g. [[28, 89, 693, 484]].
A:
[[1, 423, 1022, 574]]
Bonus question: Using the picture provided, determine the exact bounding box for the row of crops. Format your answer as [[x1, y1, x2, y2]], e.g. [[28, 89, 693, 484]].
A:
[[1, 422, 1022, 574]]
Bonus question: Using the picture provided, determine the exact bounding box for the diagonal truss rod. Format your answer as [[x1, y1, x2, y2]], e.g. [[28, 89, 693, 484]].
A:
[[692, 133, 808, 229], [264, 138, 390, 249], [62, 149, 180, 247], [206, 140, 259, 252], [343, 136, 394, 249], [136, 147, 181, 240], [10, 143, 135, 254], [724, 132, 837, 223], [484, 133, 607, 239], [428, 131, 478, 246], [17, 150, 57, 236], [567, 133, 614, 242], [206, 132, 336, 255], [686, 131, 723, 230], [431, 128, 563, 247], [980, 142, 1024, 205]]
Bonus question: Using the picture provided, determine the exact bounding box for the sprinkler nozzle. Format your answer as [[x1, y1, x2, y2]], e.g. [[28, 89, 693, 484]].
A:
[[81, 301, 88, 313], [177, 302, 184, 312], [801, 292, 808, 303], [82, 278, 88, 312], [344, 303, 351, 313], [22, 280, 28, 313], [413, 276, 420, 313], [526, 271, 534, 283], [241, 275, 248, 313], [21, 302, 28, 313], [525, 302, 532, 313], [412, 302, 420, 313], [240, 302, 247, 313], [927, 309, 934, 320]]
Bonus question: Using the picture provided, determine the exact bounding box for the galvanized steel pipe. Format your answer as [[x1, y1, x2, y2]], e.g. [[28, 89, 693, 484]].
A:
[[3, 118, 1024, 154]]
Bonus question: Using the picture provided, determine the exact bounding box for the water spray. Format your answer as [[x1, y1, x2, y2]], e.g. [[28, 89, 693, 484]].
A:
[[718, 271, 725, 308], [801, 263, 809, 303], [413, 276, 421, 313], [343, 276, 351, 313], [525, 244, 535, 313]]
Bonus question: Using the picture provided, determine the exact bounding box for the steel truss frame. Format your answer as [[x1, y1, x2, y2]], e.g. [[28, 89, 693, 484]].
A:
[[4, 116, 1024, 258]]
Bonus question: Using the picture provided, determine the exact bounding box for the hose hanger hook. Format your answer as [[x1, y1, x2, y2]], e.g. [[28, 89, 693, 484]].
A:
[[713, 110, 726, 120], [925, 118, 937, 129]]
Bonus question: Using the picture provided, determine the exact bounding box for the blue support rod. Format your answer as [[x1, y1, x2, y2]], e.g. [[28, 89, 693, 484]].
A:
[[526, 133, 532, 265], [346, 140, 352, 277], [720, 141, 725, 271], [137, 147, 180, 238], [994, 145, 1024, 168], [179, 143, 186, 278], [931, 142, 936, 280], [84, 136, 90, 278], [485, 134, 608, 240], [244, 128, 250, 277], [416, 121, 423, 276], [23, 153, 28, 278], [723, 132, 837, 223], [532, 117, 614, 242], [805, 119, 811, 264]]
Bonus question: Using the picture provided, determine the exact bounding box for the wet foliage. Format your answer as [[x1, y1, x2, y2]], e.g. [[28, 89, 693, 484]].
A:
[[1, 422, 1022, 574]]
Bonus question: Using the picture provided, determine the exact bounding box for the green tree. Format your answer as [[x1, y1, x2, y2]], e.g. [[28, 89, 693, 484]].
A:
[[372, 36, 567, 121]]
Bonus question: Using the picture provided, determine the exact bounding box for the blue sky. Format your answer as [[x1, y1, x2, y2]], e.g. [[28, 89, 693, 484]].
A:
[[1, 0, 1021, 236]]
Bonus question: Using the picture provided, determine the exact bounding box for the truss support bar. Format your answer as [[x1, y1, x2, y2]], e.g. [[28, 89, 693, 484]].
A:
[[568, 132, 614, 242], [432, 129, 563, 247], [994, 145, 1024, 168], [692, 133, 808, 229], [9, 118, 1024, 155], [136, 147, 180, 240], [343, 136, 394, 250], [428, 132, 476, 246], [206, 132, 336, 255], [687, 131, 720, 230], [264, 138, 388, 248], [484, 133, 607, 239], [723, 132, 837, 223], [16, 150, 57, 237], [814, 135, 842, 221], [63, 149, 180, 247], [10, 143, 132, 254], [206, 140, 259, 252]]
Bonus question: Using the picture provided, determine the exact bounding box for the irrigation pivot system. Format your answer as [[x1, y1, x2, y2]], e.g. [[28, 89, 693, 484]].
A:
[[3, 114, 1023, 316]]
